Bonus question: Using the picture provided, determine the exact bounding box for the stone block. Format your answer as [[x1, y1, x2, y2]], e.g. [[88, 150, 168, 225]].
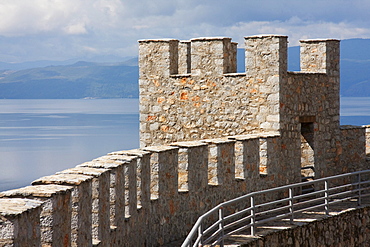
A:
[[0, 185, 72, 247], [0, 198, 43, 246]]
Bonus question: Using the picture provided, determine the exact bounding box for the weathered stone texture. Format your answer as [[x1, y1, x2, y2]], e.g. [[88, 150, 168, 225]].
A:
[[0, 34, 369, 247], [0, 185, 72, 247], [139, 36, 287, 148], [32, 173, 93, 247], [0, 198, 43, 246], [138, 35, 347, 186], [340, 126, 367, 172], [56, 167, 110, 247], [365, 125, 370, 155]]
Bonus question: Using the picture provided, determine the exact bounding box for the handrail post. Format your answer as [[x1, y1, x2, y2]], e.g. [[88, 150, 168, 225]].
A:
[[358, 173, 362, 206], [198, 222, 204, 246], [219, 207, 224, 246], [324, 180, 329, 216], [250, 196, 256, 236], [198, 222, 203, 246], [289, 187, 294, 224]]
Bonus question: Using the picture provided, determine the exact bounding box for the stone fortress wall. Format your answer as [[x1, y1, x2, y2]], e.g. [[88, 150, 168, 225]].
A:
[[0, 35, 369, 246]]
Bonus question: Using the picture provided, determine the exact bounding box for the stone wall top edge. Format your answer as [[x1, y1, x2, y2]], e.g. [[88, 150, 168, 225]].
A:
[[170, 141, 208, 148], [0, 184, 72, 198], [229, 131, 280, 139], [109, 149, 152, 157], [190, 37, 232, 41], [0, 198, 44, 216], [201, 138, 236, 144], [139, 36, 236, 43], [259, 132, 281, 138], [300, 38, 340, 43], [138, 35, 339, 44], [77, 161, 121, 169], [100, 154, 137, 162], [144, 145, 179, 153], [107, 154, 137, 164], [32, 173, 93, 186], [56, 167, 109, 177], [245, 34, 288, 39], [228, 135, 259, 141], [138, 38, 178, 43]]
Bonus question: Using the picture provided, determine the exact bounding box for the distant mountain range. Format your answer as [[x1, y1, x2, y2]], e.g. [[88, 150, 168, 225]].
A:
[[0, 39, 369, 99], [0, 58, 138, 99]]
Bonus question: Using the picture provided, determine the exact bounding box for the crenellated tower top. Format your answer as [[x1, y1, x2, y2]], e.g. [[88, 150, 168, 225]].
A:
[[138, 35, 340, 147]]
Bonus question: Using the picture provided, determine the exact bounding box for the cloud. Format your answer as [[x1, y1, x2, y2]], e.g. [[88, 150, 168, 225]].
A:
[[224, 18, 370, 47], [63, 23, 88, 35], [1, 0, 370, 61], [0, 0, 70, 36], [0, 0, 123, 36]]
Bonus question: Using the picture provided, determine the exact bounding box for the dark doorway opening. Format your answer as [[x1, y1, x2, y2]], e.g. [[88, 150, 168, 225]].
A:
[[300, 122, 315, 183]]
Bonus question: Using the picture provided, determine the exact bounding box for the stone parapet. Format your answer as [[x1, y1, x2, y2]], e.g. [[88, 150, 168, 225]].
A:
[[300, 39, 340, 76], [0, 133, 301, 246], [138, 35, 341, 149], [0, 185, 72, 246], [32, 173, 94, 247], [0, 198, 43, 246], [0, 34, 368, 246], [0, 128, 365, 246]]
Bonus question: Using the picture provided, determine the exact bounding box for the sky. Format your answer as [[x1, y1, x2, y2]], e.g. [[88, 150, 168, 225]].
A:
[[1, 0, 370, 63]]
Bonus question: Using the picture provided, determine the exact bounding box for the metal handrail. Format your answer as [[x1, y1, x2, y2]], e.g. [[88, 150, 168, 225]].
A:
[[181, 170, 370, 247]]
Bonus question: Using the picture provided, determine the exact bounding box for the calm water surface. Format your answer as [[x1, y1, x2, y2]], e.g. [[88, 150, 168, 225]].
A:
[[0, 97, 369, 192], [340, 97, 370, 125], [0, 99, 139, 191]]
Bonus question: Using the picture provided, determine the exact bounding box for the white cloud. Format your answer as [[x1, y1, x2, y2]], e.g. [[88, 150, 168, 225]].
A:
[[0, 0, 124, 36], [1, 0, 370, 61], [82, 46, 98, 53], [63, 23, 88, 35], [224, 18, 370, 47]]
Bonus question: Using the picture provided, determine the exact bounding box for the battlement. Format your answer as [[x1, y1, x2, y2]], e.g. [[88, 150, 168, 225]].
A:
[[139, 35, 340, 148], [139, 35, 339, 79], [0, 34, 368, 246], [0, 132, 286, 246], [0, 126, 368, 246]]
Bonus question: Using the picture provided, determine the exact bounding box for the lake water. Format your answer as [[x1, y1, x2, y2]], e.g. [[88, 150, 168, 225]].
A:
[[0, 97, 369, 192], [0, 99, 139, 191], [340, 97, 370, 125]]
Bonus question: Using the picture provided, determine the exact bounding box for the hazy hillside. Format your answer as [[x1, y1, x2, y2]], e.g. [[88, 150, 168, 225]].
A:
[[0, 61, 138, 99], [0, 38, 369, 98]]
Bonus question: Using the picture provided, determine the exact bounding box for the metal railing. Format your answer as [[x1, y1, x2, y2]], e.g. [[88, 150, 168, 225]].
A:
[[181, 170, 370, 247]]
